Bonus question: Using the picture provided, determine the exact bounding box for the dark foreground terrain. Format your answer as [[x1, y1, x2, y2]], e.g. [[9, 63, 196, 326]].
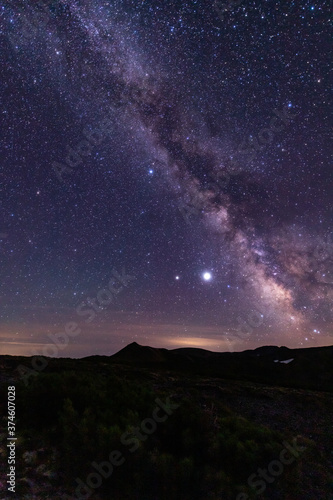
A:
[[0, 343, 332, 499]]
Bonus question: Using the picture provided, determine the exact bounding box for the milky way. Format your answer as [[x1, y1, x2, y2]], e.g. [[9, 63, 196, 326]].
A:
[[0, 0, 332, 356]]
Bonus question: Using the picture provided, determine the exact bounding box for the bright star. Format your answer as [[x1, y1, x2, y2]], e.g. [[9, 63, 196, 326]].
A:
[[202, 272, 212, 281]]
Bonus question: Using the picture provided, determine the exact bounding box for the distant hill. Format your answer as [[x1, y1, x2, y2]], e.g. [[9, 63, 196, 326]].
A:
[[109, 342, 333, 392], [0, 343, 332, 392]]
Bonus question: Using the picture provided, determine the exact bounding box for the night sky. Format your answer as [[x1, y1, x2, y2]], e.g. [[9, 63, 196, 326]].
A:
[[0, 0, 332, 357]]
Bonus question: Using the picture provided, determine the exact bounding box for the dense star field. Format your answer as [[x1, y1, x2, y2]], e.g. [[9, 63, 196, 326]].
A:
[[0, 0, 332, 357]]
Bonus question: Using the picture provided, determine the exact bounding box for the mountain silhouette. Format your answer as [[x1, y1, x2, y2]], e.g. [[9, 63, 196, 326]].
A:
[[109, 342, 333, 391]]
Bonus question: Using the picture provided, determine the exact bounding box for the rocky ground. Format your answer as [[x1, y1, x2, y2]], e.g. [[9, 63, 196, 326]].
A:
[[0, 359, 332, 499]]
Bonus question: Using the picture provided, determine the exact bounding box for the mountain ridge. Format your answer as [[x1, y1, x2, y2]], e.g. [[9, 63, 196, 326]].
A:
[[108, 342, 333, 392]]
